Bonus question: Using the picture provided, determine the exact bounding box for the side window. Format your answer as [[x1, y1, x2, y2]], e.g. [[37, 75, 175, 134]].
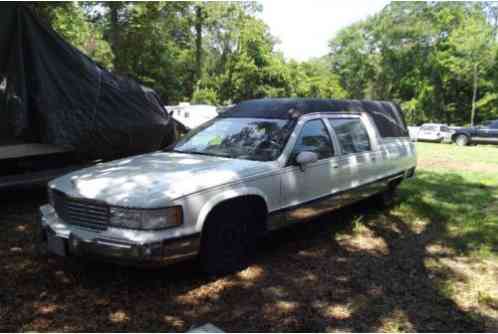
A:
[[292, 119, 334, 160], [490, 121, 498, 129], [328, 118, 371, 154], [441, 126, 450, 132]]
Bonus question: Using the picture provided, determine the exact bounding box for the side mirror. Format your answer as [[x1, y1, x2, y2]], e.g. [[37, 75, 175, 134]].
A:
[[295, 151, 318, 171]]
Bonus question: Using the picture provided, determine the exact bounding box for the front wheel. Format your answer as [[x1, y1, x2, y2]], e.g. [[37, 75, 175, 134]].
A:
[[455, 134, 469, 146], [199, 202, 258, 275]]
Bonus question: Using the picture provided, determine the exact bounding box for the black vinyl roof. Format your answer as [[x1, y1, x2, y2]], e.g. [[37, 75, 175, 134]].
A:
[[220, 98, 409, 138]]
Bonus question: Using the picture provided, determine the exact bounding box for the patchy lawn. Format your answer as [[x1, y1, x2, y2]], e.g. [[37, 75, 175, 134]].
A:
[[1, 142, 497, 332]]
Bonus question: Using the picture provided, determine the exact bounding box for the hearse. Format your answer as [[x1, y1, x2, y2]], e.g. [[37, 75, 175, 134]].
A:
[[40, 99, 417, 274]]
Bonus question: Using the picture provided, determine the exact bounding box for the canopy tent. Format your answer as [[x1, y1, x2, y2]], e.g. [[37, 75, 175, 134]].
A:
[[0, 4, 175, 161]]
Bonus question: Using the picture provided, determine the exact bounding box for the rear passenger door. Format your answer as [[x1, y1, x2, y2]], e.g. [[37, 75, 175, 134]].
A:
[[327, 116, 380, 190]]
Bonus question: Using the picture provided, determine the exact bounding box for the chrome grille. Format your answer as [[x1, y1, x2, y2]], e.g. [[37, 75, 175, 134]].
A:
[[52, 190, 109, 230]]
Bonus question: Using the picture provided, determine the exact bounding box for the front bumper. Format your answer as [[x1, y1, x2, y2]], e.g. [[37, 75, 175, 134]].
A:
[[39, 205, 200, 266]]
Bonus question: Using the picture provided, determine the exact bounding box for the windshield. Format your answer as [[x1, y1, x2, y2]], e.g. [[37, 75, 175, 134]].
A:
[[171, 117, 294, 161]]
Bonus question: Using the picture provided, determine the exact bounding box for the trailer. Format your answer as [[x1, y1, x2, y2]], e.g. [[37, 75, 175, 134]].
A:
[[0, 141, 81, 188], [0, 4, 176, 188]]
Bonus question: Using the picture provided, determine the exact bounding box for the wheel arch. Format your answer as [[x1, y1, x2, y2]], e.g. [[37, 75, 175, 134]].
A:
[[452, 132, 470, 142], [195, 188, 270, 232]]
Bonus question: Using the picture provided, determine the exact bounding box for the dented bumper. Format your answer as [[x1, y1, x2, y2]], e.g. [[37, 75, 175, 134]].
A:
[[39, 204, 200, 266]]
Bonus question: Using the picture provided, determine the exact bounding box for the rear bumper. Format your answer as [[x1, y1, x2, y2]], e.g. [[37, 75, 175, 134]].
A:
[[417, 136, 447, 142], [39, 205, 200, 266]]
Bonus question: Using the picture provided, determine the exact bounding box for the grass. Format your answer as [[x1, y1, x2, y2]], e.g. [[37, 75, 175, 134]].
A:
[[0, 142, 497, 332], [407, 143, 498, 259], [416, 142, 498, 166]]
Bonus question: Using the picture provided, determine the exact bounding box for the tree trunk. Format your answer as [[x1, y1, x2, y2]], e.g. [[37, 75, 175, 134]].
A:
[[470, 63, 478, 126], [195, 5, 203, 85], [108, 3, 121, 72]]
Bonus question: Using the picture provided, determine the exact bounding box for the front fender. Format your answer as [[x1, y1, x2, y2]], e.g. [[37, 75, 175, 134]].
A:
[[195, 186, 269, 231]]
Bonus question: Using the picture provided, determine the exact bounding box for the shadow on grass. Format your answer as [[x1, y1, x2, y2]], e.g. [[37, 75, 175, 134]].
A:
[[398, 171, 498, 257], [0, 171, 496, 331]]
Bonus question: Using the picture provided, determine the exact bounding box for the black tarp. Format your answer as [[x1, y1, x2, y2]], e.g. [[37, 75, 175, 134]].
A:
[[220, 98, 409, 138], [0, 4, 175, 160]]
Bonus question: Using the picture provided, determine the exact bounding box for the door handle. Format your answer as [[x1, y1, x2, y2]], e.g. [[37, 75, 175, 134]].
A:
[[332, 163, 339, 169]]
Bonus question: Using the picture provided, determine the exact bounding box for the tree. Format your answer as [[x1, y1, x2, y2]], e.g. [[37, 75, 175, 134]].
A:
[[447, 12, 495, 125], [194, 4, 205, 85], [31, 3, 113, 67], [328, 2, 498, 125], [32, 1, 498, 125], [329, 22, 374, 99]]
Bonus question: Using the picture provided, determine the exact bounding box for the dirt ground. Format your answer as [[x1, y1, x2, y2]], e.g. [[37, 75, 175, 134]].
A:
[[1, 143, 498, 332], [0, 189, 494, 332]]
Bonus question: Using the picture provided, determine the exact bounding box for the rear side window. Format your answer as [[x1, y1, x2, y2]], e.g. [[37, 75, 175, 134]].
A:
[[328, 118, 371, 154], [421, 125, 437, 131], [292, 119, 334, 160]]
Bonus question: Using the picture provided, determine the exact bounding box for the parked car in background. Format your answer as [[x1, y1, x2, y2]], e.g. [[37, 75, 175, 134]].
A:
[[39, 99, 416, 274], [451, 119, 498, 146], [416, 123, 453, 143], [408, 126, 420, 141]]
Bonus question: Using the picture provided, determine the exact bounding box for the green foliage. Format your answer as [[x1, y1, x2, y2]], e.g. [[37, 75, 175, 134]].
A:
[[32, 3, 113, 68], [35, 2, 353, 107], [192, 87, 219, 105], [328, 2, 498, 125], [32, 2, 498, 125], [289, 57, 347, 99], [50, 4, 113, 68], [329, 21, 374, 99]]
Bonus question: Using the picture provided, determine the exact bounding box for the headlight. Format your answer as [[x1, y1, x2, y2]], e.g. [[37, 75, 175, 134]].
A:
[[110, 206, 182, 230]]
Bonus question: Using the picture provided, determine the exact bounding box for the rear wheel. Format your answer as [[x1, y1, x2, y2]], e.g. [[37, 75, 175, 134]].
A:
[[455, 134, 469, 146], [375, 180, 400, 208], [200, 201, 260, 275]]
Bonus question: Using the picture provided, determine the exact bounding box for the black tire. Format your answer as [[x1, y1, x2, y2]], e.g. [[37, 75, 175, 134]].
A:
[[200, 201, 259, 275], [375, 181, 399, 208], [455, 134, 469, 146]]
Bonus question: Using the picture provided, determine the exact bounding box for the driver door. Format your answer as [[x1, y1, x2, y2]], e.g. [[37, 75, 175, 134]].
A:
[[482, 121, 498, 143], [280, 119, 343, 222]]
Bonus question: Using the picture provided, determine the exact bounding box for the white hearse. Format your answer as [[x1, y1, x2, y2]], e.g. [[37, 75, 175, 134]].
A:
[[39, 99, 416, 274]]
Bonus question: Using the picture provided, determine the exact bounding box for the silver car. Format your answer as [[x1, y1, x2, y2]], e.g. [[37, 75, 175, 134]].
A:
[[40, 99, 417, 274]]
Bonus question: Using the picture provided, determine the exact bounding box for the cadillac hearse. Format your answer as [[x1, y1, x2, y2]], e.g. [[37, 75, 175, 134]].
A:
[[40, 99, 416, 274]]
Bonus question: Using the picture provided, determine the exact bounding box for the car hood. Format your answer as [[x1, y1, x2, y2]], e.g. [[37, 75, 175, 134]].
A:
[[50, 152, 275, 208]]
